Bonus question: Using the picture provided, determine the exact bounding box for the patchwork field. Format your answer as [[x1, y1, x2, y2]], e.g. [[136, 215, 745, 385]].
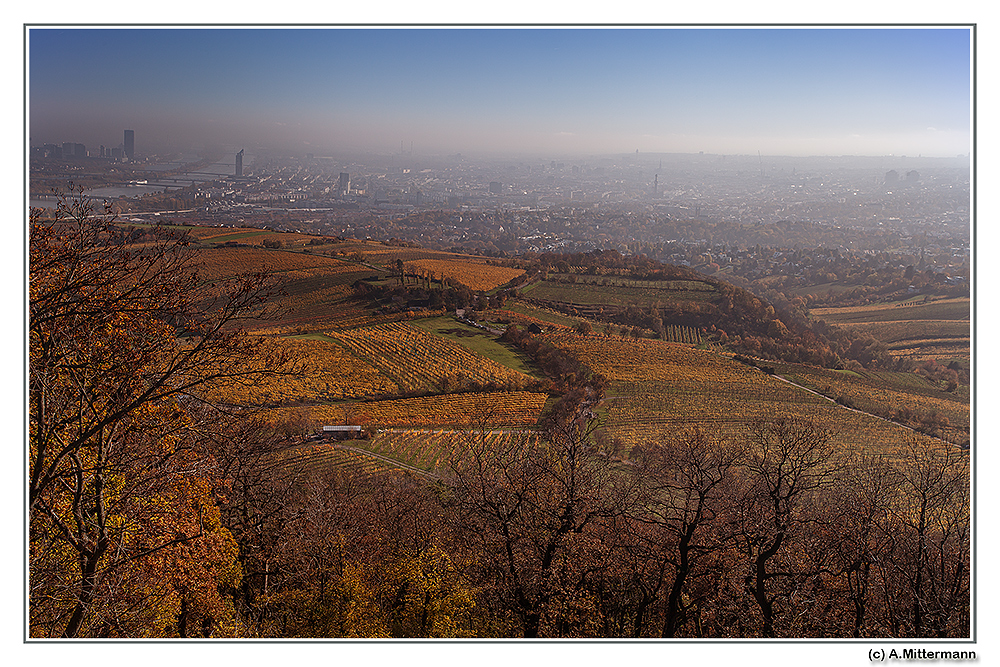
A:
[[186, 236, 970, 478], [329, 322, 536, 394], [526, 276, 718, 308], [541, 331, 966, 461], [317, 239, 525, 290], [772, 364, 969, 445], [410, 316, 542, 378], [272, 391, 550, 429], [405, 258, 525, 291], [811, 297, 971, 364]]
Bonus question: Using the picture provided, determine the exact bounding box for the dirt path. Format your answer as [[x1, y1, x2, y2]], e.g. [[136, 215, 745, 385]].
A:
[[772, 373, 965, 447]]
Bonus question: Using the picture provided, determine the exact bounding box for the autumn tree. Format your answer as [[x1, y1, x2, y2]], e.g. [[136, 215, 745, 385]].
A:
[[731, 418, 838, 637], [444, 409, 639, 637], [254, 468, 476, 638], [205, 415, 309, 632], [825, 452, 900, 637], [634, 428, 740, 637], [886, 438, 970, 637], [29, 192, 300, 637]]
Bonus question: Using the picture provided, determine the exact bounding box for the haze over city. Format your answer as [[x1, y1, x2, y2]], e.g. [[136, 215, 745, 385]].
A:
[[28, 26, 972, 159]]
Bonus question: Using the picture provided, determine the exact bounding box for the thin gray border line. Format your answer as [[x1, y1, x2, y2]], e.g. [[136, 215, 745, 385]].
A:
[[22, 21, 977, 645]]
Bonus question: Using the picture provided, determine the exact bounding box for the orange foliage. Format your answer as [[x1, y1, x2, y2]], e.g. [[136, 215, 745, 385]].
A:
[[407, 258, 524, 290], [277, 391, 549, 428], [330, 322, 534, 393]]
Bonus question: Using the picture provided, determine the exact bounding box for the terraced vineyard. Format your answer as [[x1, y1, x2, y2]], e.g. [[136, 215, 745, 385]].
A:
[[187, 238, 970, 475], [498, 302, 587, 330], [527, 276, 718, 308], [184, 225, 318, 248], [772, 363, 970, 445], [201, 335, 399, 406], [330, 322, 536, 394], [410, 316, 542, 378], [405, 258, 525, 291], [367, 429, 542, 472], [322, 240, 525, 290], [269, 442, 397, 478], [194, 246, 385, 334], [195, 246, 351, 279], [276, 390, 550, 429], [811, 296, 970, 364], [263, 428, 547, 479], [542, 331, 962, 461]]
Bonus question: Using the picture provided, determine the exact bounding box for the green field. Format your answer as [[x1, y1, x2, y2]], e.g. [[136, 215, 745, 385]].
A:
[[812, 297, 970, 324], [410, 316, 542, 379], [526, 278, 718, 307]]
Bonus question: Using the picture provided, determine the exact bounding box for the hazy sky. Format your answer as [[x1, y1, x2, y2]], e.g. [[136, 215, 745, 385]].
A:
[[27, 26, 973, 158]]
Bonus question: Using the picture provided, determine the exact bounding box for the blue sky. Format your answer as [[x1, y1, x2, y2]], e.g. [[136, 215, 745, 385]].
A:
[[28, 26, 973, 157]]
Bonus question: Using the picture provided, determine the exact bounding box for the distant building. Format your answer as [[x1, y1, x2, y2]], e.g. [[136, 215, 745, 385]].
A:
[[489, 181, 502, 195], [322, 425, 363, 440], [338, 172, 350, 195], [58, 142, 86, 157], [236, 149, 244, 177], [123, 129, 134, 161]]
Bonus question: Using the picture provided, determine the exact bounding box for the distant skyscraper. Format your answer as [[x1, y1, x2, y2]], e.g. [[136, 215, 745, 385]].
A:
[[236, 149, 244, 177], [338, 172, 350, 195], [123, 129, 134, 161]]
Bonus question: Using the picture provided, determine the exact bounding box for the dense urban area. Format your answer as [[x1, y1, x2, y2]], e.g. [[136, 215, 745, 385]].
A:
[[31, 137, 970, 278]]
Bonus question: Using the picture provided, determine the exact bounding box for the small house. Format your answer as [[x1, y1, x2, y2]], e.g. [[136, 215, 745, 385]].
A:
[[322, 425, 364, 440]]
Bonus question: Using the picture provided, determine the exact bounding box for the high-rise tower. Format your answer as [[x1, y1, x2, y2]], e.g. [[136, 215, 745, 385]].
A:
[[236, 149, 244, 177], [123, 129, 134, 161]]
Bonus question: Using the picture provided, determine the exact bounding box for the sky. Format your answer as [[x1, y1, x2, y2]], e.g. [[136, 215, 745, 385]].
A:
[[27, 26, 972, 158]]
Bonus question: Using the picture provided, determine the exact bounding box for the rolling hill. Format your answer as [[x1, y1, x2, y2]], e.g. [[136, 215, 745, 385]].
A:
[[179, 227, 970, 475]]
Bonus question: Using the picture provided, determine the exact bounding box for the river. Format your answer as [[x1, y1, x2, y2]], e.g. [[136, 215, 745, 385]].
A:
[[29, 150, 251, 209]]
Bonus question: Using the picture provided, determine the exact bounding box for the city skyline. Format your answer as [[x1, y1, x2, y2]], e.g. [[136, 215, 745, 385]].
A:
[[28, 26, 972, 159]]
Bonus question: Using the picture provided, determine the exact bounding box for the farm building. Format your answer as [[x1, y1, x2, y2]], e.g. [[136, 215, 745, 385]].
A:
[[322, 425, 364, 440]]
